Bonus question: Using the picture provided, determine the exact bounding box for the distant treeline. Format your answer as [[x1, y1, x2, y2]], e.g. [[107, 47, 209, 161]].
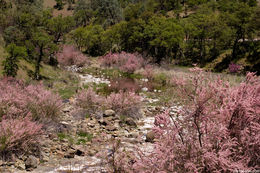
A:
[[0, 0, 259, 75]]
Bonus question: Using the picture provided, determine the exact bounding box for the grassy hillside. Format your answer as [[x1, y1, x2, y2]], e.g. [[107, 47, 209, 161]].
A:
[[0, 42, 80, 99]]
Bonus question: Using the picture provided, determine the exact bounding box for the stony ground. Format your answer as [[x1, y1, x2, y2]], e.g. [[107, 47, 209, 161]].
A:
[[0, 65, 182, 173]]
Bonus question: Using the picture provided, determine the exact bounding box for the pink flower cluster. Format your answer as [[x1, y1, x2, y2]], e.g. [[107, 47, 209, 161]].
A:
[[132, 70, 260, 172], [0, 77, 63, 121], [75, 87, 104, 114], [142, 65, 154, 80], [229, 63, 241, 73], [106, 91, 142, 119], [0, 77, 63, 158], [0, 116, 42, 155], [75, 88, 142, 119], [100, 52, 144, 73], [56, 45, 88, 67]]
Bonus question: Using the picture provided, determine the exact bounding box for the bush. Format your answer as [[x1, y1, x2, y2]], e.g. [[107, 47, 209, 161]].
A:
[[229, 63, 241, 73], [56, 45, 88, 67], [75, 88, 143, 119], [106, 91, 142, 119], [0, 78, 63, 122], [131, 69, 260, 172], [100, 52, 144, 74], [0, 116, 42, 158], [142, 65, 154, 80], [75, 87, 104, 114]]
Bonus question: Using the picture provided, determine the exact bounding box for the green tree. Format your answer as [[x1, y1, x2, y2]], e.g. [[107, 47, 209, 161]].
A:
[[31, 30, 54, 80], [74, 0, 94, 26], [54, 0, 65, 10], [70, 27, 86, 51], [47, 15, 75, 44], [144, 16, 184, 62], [3, 26, 26, 46], [91, 0, 123, 27], [83, 25, 104, 56], [2, 44, 27, 77], [102, 21, 128, 52]]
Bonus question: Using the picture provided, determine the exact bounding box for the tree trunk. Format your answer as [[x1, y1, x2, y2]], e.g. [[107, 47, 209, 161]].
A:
[[34, 46, 43, 80]]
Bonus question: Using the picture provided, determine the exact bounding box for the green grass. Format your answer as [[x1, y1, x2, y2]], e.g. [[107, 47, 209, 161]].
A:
[[77, 131, 93, 143]]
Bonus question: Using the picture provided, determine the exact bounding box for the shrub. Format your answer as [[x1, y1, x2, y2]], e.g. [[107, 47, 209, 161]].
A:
[[56, 45, 88, 67], [25, 84, 63, 122], [131, 69, 260, 172], [109, 78, 140, 93], [229, 63, 241, 73], [106, 91, 142, 119], [2, 43, 27, 77], [75, 87, 104, 114], [0, 78, 63, 122], [0, 115, 42, 158], [142, 65, 154, 80], [75, 87, 143, 119], [100, 52, 144, 74]]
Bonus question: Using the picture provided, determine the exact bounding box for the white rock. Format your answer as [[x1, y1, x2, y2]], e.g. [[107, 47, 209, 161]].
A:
[[142, 87, 148, 92]]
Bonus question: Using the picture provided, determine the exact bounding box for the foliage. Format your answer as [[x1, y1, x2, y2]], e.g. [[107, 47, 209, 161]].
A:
[[228, 63, 241, 73], [106, 91, 142, 119], [47, 15, 75, 44], [132, 69, 260, 172], [0, 78, 63, 122], [75, 87, 143, 119], [142, 65, 154, 80], [100, 52, 144, 74], [75, 87, 104, 114], [70, 25, 104, 56], [54, 0, 65, 10], [0, 116, 42, 158], [56, 45, 88, 67], [2, 44, 27, 77]]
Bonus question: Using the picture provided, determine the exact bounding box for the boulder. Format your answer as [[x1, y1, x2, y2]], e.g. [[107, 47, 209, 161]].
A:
[[15, 159, 25, 170], [64, 149, 76, 158], [105, 125, 117, 131], [104, 110, 115, 117], [125, 118, 137, 127], [145, 131, 155, 143], [25, 155, 38, 171]]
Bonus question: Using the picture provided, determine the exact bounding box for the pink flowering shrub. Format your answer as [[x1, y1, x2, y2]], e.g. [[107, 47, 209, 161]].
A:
[[142, 65, 154, 80], [0, 78, 63, 122], [109, 78, 140, 93], [229, 63, 241, 73], [25, 84, 63, 122], [75, 88, 143, 119], [75, 87, 104, 114], [129, 69, 260, 172], [0, 115, 42, 158], [100, 52, 144, 74], [56, 45, 88, 67], [106, 91, 142, 119]]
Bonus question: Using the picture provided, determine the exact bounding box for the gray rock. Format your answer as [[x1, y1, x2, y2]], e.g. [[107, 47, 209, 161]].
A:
[[98, 119, 109, 126], [71, 146, 85, 156], [105, 125, 117, 131], [125, 118, 137, 127], [64, 149, 76, 158], [142, 87, 148, 92], [104, 110, 115, 117], [25, 155, 38, 171], [15, 159, 25, 170], [40, 150, 50, 162], [128, 132, 139, 138], [145, 131, 155, 143]]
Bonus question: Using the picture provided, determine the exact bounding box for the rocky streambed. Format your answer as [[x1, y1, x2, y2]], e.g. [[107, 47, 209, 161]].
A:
[[0, 70, 182, 173]]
